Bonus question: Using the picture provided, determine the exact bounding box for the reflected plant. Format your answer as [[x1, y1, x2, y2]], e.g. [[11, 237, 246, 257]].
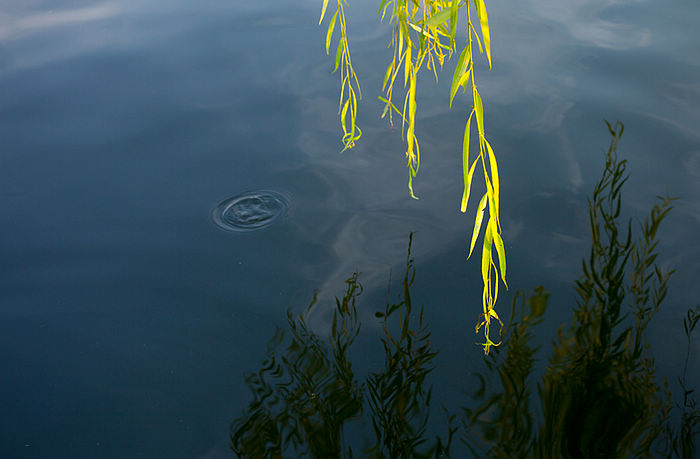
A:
[[230, 234, 454, 457], [663, 306, 700, 459], [462, 122, 697, 457], [319, 0, 506, 355], [367, 233, 456, 457], [462, 287, 549, 457], [230, 275, 364, 457]]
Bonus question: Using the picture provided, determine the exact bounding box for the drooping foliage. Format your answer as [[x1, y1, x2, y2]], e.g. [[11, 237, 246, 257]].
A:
[[320, 0, 505, 354]]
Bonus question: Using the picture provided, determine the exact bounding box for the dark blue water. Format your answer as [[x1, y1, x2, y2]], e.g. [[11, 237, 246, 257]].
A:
[[1, 0, 699, 457]]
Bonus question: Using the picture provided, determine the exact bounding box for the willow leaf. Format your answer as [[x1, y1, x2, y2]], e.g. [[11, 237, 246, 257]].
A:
[[333, 37, 344, 72], [404, 45, 411, 87], [481, 218, 494, 285], [485, 138, 499, 215], [491, 221, 507, 285], [449, 0, 460, 43], [474, 88, 484, 139], [340, 98, 350, 133], [423, 7, 451, 28], [450, 44, 471, 108], [382, 62, 393, 91], [461, 158, 478, 213], [474, 0, 492, 68], [319, 0, 330, 25], [468, 193, 488, 259], [461, 110, 475, 212], [326, 10, 338, 54]]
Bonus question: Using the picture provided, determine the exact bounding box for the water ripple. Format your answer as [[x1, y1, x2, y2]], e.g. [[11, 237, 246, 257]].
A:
[[212, 190, 289, 232]]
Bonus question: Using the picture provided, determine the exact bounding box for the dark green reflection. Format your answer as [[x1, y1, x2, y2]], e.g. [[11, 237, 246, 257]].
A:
[[230, 124, 698, 458], [463, 122, 698, 459], [230, 234, 453, 457]]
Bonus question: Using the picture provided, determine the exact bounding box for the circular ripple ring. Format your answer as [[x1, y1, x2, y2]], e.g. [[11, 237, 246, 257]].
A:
[[212, 190, 289, 232]]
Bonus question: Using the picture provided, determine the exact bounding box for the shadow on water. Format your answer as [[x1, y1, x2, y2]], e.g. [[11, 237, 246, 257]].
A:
[[229, 124, 699, 458]]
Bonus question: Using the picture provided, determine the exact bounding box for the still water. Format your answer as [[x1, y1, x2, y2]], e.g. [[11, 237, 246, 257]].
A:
[[1, 0, 699, 456]]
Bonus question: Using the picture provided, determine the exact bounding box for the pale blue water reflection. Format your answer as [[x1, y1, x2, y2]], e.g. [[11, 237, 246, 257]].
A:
[[1, 0, 699, 457]]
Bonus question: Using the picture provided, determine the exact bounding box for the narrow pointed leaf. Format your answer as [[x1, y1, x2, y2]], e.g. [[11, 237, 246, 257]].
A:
[[423, 7, 452, 28], [481, 218, 494, 284], [449, 0, 460, 43], [485, 139, 499, 214], [461, 110, 475, 212], [319, 0, 330, 25], [340, 98, 350, 133], [382, 62, 393, 91], [450, 44, 471, 108], [491, 222, 507, 286], [474, 88, 484, 139], [333, 37, 344, 72], [326, 11, 338, 54], [468, 193, 488, 259], [475, 0, 492, 68]]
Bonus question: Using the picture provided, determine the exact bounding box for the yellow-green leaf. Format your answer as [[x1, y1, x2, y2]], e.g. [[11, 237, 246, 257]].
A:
[[474, 88, 484, 139], [333, 37, 343, 72], [460, 110, 475, 212], [485, 138, 499, 214], [404, 45, 411, 88], [457, 67, 472, 91], [319, 0, 330, 25], [481, 218, 494, 285], [450, 44, 471, 108], [491, 222, 507, 286], [475, 0, 492, 68], [449, 0, 460, 44], [382, 62, 393, 91], [461, 158, 478, 213], [326, 10, 338, 54], [468, 193, 488, 259], [423, 7, 452, 29], [340, 98, 349, 133]]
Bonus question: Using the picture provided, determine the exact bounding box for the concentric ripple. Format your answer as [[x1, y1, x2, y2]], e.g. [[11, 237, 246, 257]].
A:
[[212, 190, 289, 232]]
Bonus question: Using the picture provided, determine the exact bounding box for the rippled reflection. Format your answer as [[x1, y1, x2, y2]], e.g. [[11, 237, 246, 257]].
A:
[[212, 190, 289, 232]]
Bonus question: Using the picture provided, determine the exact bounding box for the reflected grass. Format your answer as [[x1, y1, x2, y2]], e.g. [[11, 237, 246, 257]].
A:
[[230, 124, 698, 457]]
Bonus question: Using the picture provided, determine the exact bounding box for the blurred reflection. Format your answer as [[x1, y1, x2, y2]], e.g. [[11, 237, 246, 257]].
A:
[[230, 234, 453, 457], [230, 125, 698, 457], [463, 123, 698, 458]]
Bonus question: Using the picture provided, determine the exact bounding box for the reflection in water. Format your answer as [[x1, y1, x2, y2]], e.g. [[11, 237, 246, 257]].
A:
[[230, 234, 454, 457], [212, 190, 289, 232], [230, 126, 698, 457]]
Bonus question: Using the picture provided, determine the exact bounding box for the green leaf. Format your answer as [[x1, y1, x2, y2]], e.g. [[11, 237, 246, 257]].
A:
[[319, 0, 330, 25], [474, 0, 492, 68], [450, 44, 471, 108], [449, 0, 460, 45], [485, 139, 499, 214], [481, 218, 494, 285], [468, 193, 488, 259], [404, 45, 411, 88], [474, 88, 484, 139], [333, 37, 344, 72], [461, 110, 475, 212], [326, 10, 338, 54], [423, 7, 452, 29], [491, 222, 507, 286], [461, 158, 478, 213], [340, 98, 350, 133], [382, 62, 393, 91]]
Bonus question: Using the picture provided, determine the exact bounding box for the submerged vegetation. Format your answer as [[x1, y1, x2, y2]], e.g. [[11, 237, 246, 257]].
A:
[[319, 0, 506, 354], [231, 126, 698, 456]]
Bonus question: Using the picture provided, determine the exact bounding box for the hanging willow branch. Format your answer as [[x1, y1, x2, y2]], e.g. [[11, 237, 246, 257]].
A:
[[319, 0, 506, 355]]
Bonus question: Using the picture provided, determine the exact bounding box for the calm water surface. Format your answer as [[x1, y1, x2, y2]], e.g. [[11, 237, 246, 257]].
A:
[[1, 0, 699, 456]]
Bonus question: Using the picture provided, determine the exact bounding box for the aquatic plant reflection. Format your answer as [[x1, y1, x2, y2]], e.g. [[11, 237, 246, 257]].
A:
[[230, 125, 698, 457], [463, 123, 698, 458], [230, 234, 453, 457]]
